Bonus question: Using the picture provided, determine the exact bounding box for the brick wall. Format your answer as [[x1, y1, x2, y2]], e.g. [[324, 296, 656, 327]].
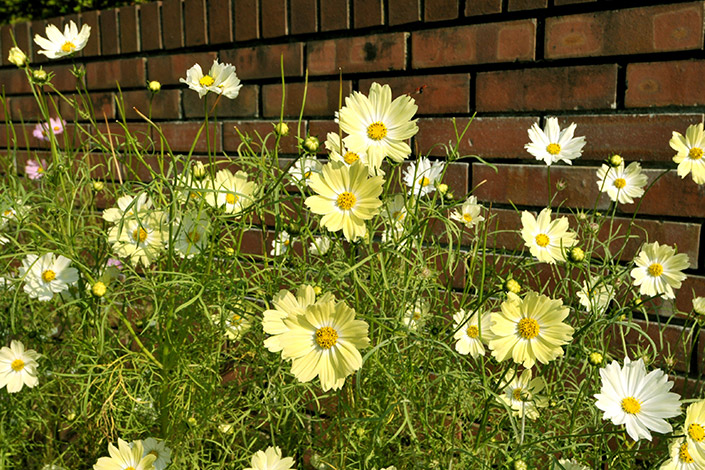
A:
[[2, 0, 705, 375]]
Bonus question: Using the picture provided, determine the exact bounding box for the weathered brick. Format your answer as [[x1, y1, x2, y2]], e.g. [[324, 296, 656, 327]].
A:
[[320, 0, 349, 31], [557, 114, 704, 162], [509, 0, 546, 10], [221, 43, 303, 80], [0, 68, 31, 94], [78, 12, 100, 57], [9, 96, 42, 120], [416, 117, 539, 158], [183, 86, 259, 118], [148, 52, 216, 85], [308, 120, 339, 151], [626, 60, 705, 108], [44, 64, 83, 92], [476, 65, 618, 112], [354, 0, 384, 28], [554, 0, 594, 4], [119, 89, 181, 120], [425, 0, 459, 21], [224, 120, 301, 154], [261, 0, 288, 38], [388, 0, 421, 25], [87, 58, 146, 90], [291, 0, 317, 34], [412, 20, 536, 69], [234, 0, 259, 41], [184, 0, 207, 46], [359, 74, 471, 115], [465, 0, 501, 16], [162, 0, 184, 48], [546, 3, 704, 59], [208, 0, 233, 44], [308, 33, 407, 75], [156, 121, 221, 153], [100, 8, 119, 55], [262, 81, 352, 118], [1, 24, 13, 66], [139, 2, 162, 51], [119, 5, 139, 53]]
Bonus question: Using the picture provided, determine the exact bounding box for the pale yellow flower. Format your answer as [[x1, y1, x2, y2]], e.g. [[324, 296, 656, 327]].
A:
[[496, 369, 548, 420], [93, 438, 156, 470], [660, 437, 699, 470], [180, 59, 242, 99], [450, 196, 485, 228], [244, 446, 295, 470], [452, 309, 493, 357], [521, 208, 577, 264], [670, 123, 705, 185], [107, 212, 167, 266], [630, 241, 689, 299], [684, 400, 705, 466], [207, 169, 257, 216]]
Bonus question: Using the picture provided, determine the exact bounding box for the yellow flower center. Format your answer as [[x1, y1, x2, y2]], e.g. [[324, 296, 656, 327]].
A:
[[613, 178, 626, 189], [512, 387, 524, 401], [620, 396, 641, 414], [689, 147, 703, 160], [688, 423, 705, 442], [392, 210, 404, 221], [283, 239, 290, 246], [418, 176, 431, 187], [679, 442, 694, 463], [336, 191, 356, 210], [125, 467, 136, 470], [61, 41, 76, 53], [546, 143, 561, 155], [3, 210, 11, 216], [315, 326, 338, 349], [304, 170, 312, 179], [42, 269, 56, 283], [466, 325, 479, 339], [149, 450, 159, 458], [53, 126, 61, 132], [343, 151, 360, 164], [647, 263, 663, 277], [230, 313, 242, 325], [199, 75, 215, 87], [187, 230, 201, 243], [11, 359, 24, 372], [517, 318, 540, 339], [535, 233, 550, 247], [226, 193, 239, 205], [463, 213, 473, 223], [366, 121, 387, 141], [132, 228, 148, 243]]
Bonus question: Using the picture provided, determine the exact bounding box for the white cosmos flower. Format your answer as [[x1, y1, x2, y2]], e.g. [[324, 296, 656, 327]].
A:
[[450, 196, 485, 228], [102, 193, 153, 224], [270, 231, 291, 256], [403, 157, 445, 197], [525, 117, 586, 166], [0, 340, 40, 393], [553, 460, 590, 470], [630, 241, 689, 300], [288, 156, 322, 186], [180, 59, 242, 99], [172, 211, 210, 258], [140, 437, 172, 470], [403, 300, 429, 331], [19, 253, 79, 301], [670, 123, 705, 185], [596, 161, 648, 204], [325, 132, 372, 174], [684, 400, 705, 466], [660, 436, 700, 470], [520, 208, 577, 264], [34, 20, 91, 59], [452, 309, 493, 357], [108, 212, 167, 266], [206, 169, 257, 216], [244, 446, 295, 470], [594, 357, 681, 441], [93, 438, 156, 470], [309, 236, 331, 256], [496, 369, 548, 420], [576, 280, 614, 315]]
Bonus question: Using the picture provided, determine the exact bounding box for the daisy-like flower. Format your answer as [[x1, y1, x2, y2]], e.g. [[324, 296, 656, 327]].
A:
[[244, 446, 295, 470], [279, 298, 370, 391], [489, 291, 574, 369], [108, 212, 167, 266], [594, 357, 681, 441], [383, 194, 408, 228], [670, 123, 705, 185], [309, 236, 331, 256], [576, 280, 614, 315], [660, 436, 700, 470], [174, 164, 213, 204], [305, 160, 384, 242], [33, 118, 66, 142], [325, 132, 372, 174], [180, 59, 242, 99], [34, 20, 91, 59], [403, 300, 429, 331], [450, 196, 485, 228], [0, 340, 40, 393], [552, 460, 589, 470], [337, 82, 418, 172], [525, 117, 586, 166], [596, 161, 648, 204], [214, 305, 253, 341], [270, 231, 292, 257], [140, 437, 172, 470], [683, 400, 705, 465], [452, 309, 493, 357], [19, 253, 79, 301], [630, 241, 689, 299], [288, 156, 322, 186], [172, 212, 210, 258], [496, 369, 548, 420], [93, 438, 156, 470], [102, 193, 153, 224], [521, 208, 578, 264], [25, 159, 47, 180], [206, 169, 257, 216], [693, 297, 705, 316], [402, 157, 445, 197]]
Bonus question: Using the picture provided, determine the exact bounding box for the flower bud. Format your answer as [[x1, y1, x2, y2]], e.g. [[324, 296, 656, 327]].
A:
[[274, 122, 289, 136], [513, 460, 527, 470], [224, 247, 235, 256], [568, 246, 585, 263], [303, 135, 319, 153], [148, 80, 161, 93], [589, 351, 603, 365], [192, 161, 206, 179], [437, 183, 448, 195], [8, 47, 27, 67], [313, 286, 322, 295], [32, 68, 48, 84], [504, 279, 521, 294], [92, 180, 105, 191], [608, 154, 623, 167], [92, 281, 107, 297], [555, 179, 567, 191], [693, 297, 705, 316]]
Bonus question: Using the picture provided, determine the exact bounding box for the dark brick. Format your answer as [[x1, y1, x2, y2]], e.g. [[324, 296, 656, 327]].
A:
[[234, 0, 259, 41], [388, 0, 420, 25], [354, 0, 384, 28], [1, 24, 12, 66], [120, 89, 181, 120], [508, 0, 546, 11], [465, 0, 501, 16], [261, 0, 288, 38], [425, 0, 459, 21], [183, 86, 259, 118], [139, 2, 162, 51], [262, 81, 352, 118], [100, 8, 119, 55], [119, 5, 140, 53], [221, 43, 303, 80], [320, 0, 349, 31], [44, 64, 82, 92], [291, 0, 317, 34], [0, 69, 32, 95], [59, 93, 116, 121], [157, 121, 221, 153], [308, 33, 407, 75], [147, 52, 216, 85], [30, 19, 49, 63], [208, 0, 233, 44], [626, 60, 705, 108], [184, 0, 207, 46], [13, 22, 31, 60], [359, 74, 471, 114], [78, 12, 100, 57], [162, 0, 184, 49], [224, 120, 300, 154], [9, 96, 42, 120], [87, 58, 146, 90]]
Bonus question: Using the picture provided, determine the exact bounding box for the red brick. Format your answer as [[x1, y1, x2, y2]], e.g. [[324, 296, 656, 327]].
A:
[[261, 0, 288, 38], [208, 0, 233, 44], [139, 2, 162, 51], [0, 69, 31, 94], [224, 120, 301, 154], [388, 0, 420, 25], [183, 86, 259, 118], [675, 275, 705, 316], [156, 121, 221, 153], [308, 33, 406, 75], [425, 0, 458, 21], [546, 3, 704, 59], [465, 0, 501, 16], [234, 0, 259, 41], [557, 114, 704, 163], [162, 0, 184, 49], [508, 0, 546, 10], [87, 58, 146, 90], [184, 0, 207, 46], [44, 64, 83, 92], [78, 12, 99, 57], [221, 43, 303, 80], [100, 8, 119, 55], [626, 60, 705, 108], [119, 89, 181, 120], [119, 6, 139, 53], [308, 120, 339, 151], [630, 170, 705, 219], [476, 65, 618, 112], [290, 0, 317, 34], [147, 52, 216, 85], [354, 0, 384, 28], [262, 81, 351, 118], [417, 116, 539, 158], [320, 0, 349, 31], [1, 24, 12, 66], [412, 20, 536, 69], [359, 74, 470, 115], [9, 96, 42, 120], [58, 93, 116, 121], [28, 20, 48, 63]]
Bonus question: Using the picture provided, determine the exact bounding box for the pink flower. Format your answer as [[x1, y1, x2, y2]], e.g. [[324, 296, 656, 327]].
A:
[[106, 258, 123, 269], [32, 117, 66, 142], [25, 159, 47, 180]]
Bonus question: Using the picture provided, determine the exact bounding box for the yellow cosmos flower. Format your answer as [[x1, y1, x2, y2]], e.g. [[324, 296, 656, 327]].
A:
[[93, 438, 156, 470], [660, 436, 699, 470], [206, 169, 257, 216], [305, 160, 384, 242], [520, 208, 577, 264], [670, 123, 705, 185], [630, 241, 689, 300], [489, 291, 574, 369], [684, 400, 705, 466]]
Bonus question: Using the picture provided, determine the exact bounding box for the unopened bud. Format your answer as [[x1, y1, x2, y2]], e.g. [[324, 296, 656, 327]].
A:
[[313, 286, 322, 295], [589, 351, 603, 365], [148, 80, 161, 93], [437, 183, 448, 195], [303, 135, 319, 153], [32, 68, 48, 83], [192, 161, 206, 179], [504, 279, 521, 294], [92, 180, 105, 191], [8, 47, 27, 67], [92, 281, 107, 297], [568, 246, 585, 263], [514, 460, 527, 470], [274, 122, 289, 136], [608, 154, 623, 167]]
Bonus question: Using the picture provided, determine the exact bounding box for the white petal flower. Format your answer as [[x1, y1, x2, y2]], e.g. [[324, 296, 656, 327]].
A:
[[520, 208, 577, 264], [452, 309, 493, 357], [576, 280, 614, 315], [309, 236, 331, 256], [140, 437, 172, 470], [288, 156, 322, 186], [670, 123, 705, 185], [525, 117, 586, 166], [496, 369, 548, 420], [180, 59, 243, 99], [596, 161, 648, 204], [244, 446, 296, 470], [402, 157, 445, 197], [270, 231, 291, 256], [34, 20, 91, 59], [0, 340, 40, 393], [93, 438, 156, 470], [19, 253, 79, 301], [172, 211, 210, 259], [450, 196, 485, 228], [630, 241, 689, 300]]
